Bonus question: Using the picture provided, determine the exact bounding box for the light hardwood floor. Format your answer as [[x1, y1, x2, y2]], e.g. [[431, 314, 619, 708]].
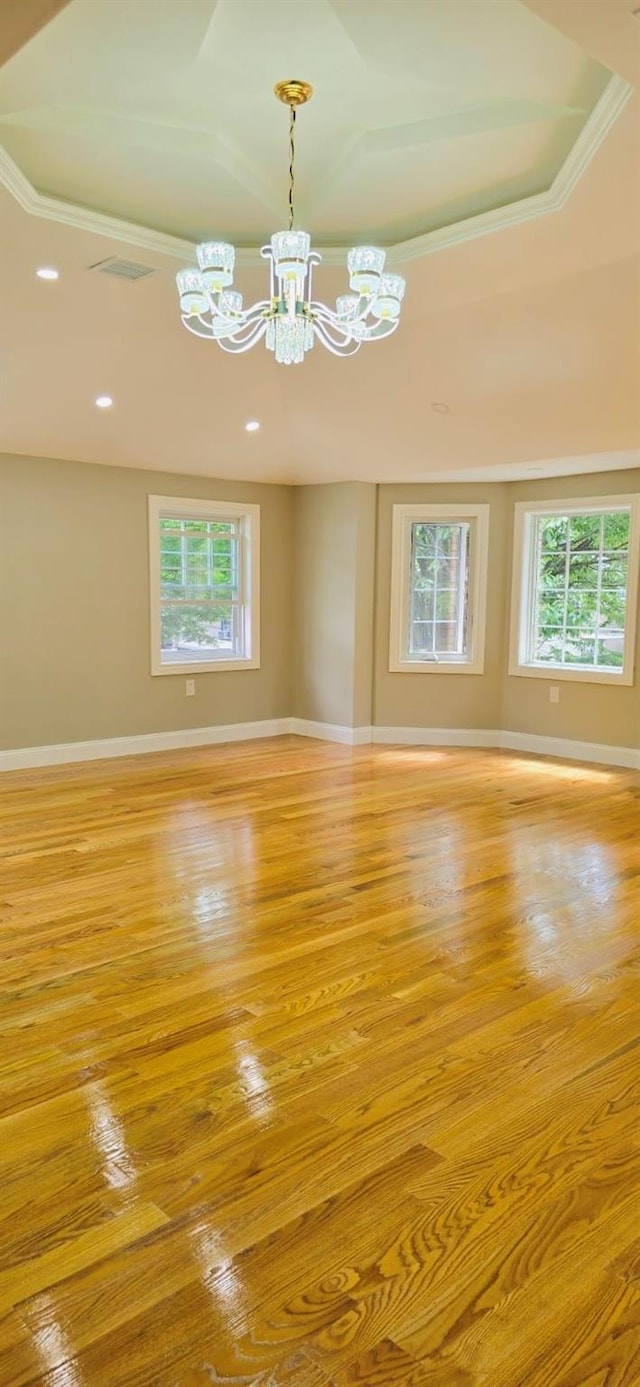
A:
[[1, 736, 639, 1386]]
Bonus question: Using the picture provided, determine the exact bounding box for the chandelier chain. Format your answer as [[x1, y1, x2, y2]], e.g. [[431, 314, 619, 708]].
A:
[[288, 106, 296, 230]]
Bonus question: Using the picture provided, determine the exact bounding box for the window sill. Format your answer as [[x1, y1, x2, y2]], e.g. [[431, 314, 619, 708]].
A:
[[151, 657, 260, 676], [389, 659, 485, 675], [508, 662, 633, 687]]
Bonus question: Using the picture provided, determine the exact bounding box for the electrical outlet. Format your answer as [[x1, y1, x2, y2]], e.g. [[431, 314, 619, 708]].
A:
[[185, 679, 195, 697], [549, 686, 560, 704]]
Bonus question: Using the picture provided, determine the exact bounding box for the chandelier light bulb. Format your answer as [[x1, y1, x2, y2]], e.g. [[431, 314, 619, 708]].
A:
[[175, 82, 406, 364]]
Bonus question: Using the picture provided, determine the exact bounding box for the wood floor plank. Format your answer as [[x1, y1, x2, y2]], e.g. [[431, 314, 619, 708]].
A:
[[332, 1338, 478, 1385], [0, 1203, 168, 1318], [436, 1197, 640, 1386], [15, 1148, 435, 1381], [0, 1312, 42, 1387], [0, 737, 638, 1384]]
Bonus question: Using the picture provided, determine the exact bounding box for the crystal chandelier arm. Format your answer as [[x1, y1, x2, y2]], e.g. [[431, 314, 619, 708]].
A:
[[310, 294, 377, 328], [306, 250, 322, 305], [181, 303, 270, 340], [311, 316, 363, 350], [349, 295, 377, 324], [356, 317, 400, 340], [181, 314, 222, 339], [260, 245, 275, 301], [206, 295, 271, 321], [217, 311, 269, 339], [311, 320, 362, 356], [217, 320, 269, 353], [309, 312, 399, 354]]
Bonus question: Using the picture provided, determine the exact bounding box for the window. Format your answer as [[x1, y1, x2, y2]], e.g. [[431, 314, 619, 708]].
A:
[[509, 495, 640, 685], [148, 495, 259, 675], [389, 504, 490, 673]]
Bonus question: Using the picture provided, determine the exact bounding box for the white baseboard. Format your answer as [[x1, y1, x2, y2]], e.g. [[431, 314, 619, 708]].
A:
[[1, 718, 292, 771], [499, 730, 640, 770], [372, 725, 638, 769], [2, 718, 637, 772], [289, 718, 372, 746], [372, 726, 500, 748]]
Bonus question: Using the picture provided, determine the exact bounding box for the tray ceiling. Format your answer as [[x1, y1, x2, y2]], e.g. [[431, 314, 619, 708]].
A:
[[0, 0, 616, 248]]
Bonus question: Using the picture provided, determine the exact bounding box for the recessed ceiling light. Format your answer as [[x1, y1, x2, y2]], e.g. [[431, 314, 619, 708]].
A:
[[36, 267, 59, 281], [245, 420, 260, 432], [431, 402, 449, 414], [95, 395, 113, 409]]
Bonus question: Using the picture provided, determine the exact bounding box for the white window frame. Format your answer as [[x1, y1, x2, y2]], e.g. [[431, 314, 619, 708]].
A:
[[509, 493, 640, 686], [148, 495, 260, 676], [389, 503, 490, 674]]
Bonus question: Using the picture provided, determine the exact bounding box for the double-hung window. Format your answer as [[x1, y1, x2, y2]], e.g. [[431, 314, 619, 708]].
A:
[[389, 503, 490, 673], [509, 495, 640, 685], [148, 495, 260, 675]]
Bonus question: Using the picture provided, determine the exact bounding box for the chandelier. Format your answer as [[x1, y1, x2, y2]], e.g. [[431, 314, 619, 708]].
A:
[[176, 81, 406, 365]]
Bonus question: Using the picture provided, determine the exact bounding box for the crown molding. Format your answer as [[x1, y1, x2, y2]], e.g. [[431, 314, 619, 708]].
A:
[[0, 75, 632, 268], [552, 72, 634, 205], [389, 75, 633, 263], [0, 146, 200, 263]]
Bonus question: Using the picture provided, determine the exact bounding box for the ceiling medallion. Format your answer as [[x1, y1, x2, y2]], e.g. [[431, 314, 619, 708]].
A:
[[176, 82, 406, 365]]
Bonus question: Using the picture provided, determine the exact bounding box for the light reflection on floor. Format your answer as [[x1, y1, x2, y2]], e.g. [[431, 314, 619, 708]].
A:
[[233, 1039, 275, 1122], [509, 828, 622, 982], [30, 1298, 85, 1387], [188, 1222, 249, 1336], [83, 1081, 137, 1194], [500, 755, 614, 783]]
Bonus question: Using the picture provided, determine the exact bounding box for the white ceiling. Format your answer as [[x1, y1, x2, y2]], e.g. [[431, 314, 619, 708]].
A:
[[0, 0, 639, 486]]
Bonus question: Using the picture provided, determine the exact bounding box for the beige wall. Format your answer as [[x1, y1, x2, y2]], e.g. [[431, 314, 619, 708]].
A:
[[502, 469, 640, 749], [352, 484, 377, 729], [1, 454, 638, 755], [373, 471, 639, 747], [373, 482, 511, 730], [0, 454, 294, 749], [292, 482, 376, 728]]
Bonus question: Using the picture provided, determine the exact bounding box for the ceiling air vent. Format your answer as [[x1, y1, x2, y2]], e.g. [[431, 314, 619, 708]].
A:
[[89, 257, 156, 281]]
